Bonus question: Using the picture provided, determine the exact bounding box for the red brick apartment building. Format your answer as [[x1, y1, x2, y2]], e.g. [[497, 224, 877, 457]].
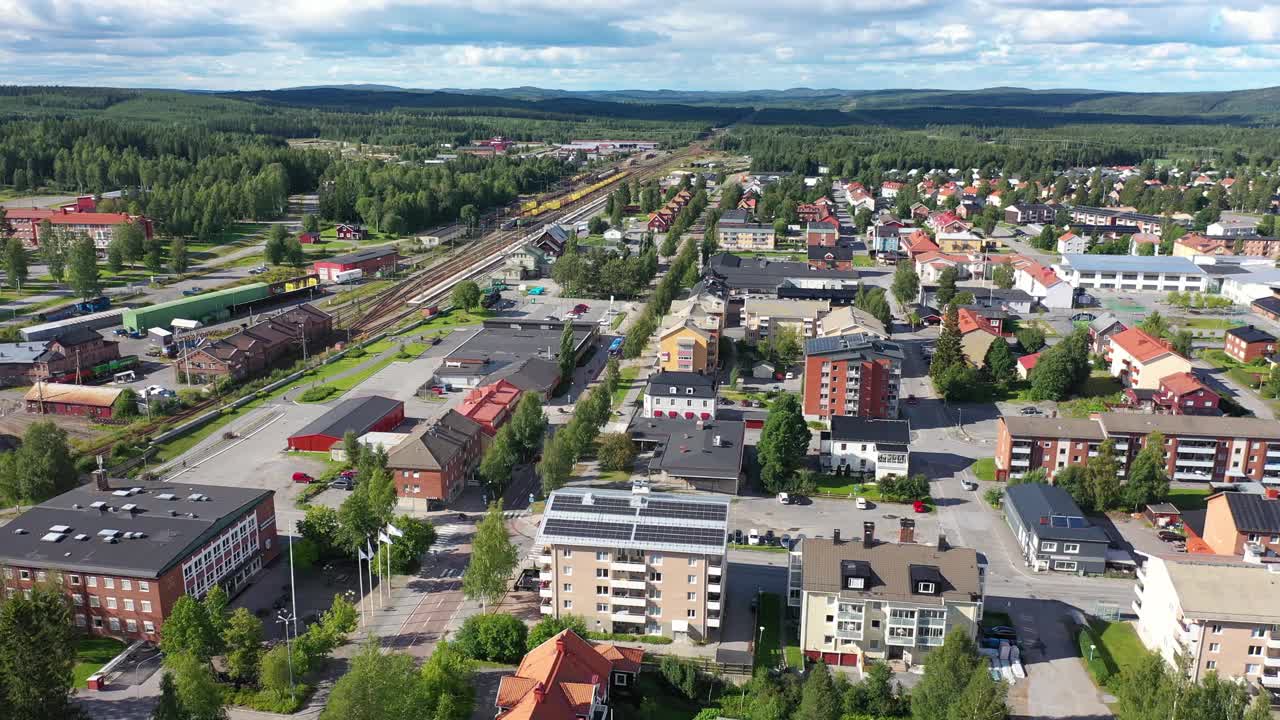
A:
[[0, 475, 278, 641], [802, 334, 904, 421], [3, 208, 154, 250], [386, 409, 486, 509], [995, 413, 1280, 485], [1223, 325, 1277, 364]]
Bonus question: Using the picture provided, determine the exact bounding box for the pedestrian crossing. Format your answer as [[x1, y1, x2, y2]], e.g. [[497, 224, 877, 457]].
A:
[[433, 523, 469, 549]]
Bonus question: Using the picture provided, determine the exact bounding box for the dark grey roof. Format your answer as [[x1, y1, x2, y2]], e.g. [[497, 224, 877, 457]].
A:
[[323, 246, 398, 265], [50, 326, 106, 347], [386, 410, 482, 471], [1220, 493, 1280, 533], [922, 284, 1033, 307], [830, 417, 910, 445], [707, 253, 859, 290], [804, 333, 904, 362], [536, 488, 729, 554], [646, 371, 716, 399], [1004, 483, 1110, 544], [443, 320, 595, 379], [806, 222, 837, 233], [627, 416, 746, 481], [1252, 296, 1280, 316], [808, 246, 854, 262], [801, 537, 982, 603], [1225, 325, 1276, 344], [290, 394, 402, 440], [499, 357, 562, 394], [719, 209, 750, 224], [1088, 313, 1124, 335], [0, 481, 273, 578]]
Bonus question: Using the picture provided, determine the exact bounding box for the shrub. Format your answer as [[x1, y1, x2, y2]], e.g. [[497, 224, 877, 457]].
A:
[[299, 385, 337, 402], [454, 613, 529, 663]]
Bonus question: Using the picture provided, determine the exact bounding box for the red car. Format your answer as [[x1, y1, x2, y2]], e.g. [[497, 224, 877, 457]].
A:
[[913, 500, 927, 513], [291, 472, 315, 484]]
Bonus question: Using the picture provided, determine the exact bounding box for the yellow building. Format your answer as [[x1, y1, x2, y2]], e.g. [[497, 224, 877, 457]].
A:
[[936, 231, 987, 254], [658, 323, 713, 374]]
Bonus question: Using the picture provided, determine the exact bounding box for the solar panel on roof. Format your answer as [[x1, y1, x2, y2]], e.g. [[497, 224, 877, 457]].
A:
[[1068, 517, 1089, 528], [638, 499, 728, 522], [543, 518, 633, 542], [634, 524, 725, 547]]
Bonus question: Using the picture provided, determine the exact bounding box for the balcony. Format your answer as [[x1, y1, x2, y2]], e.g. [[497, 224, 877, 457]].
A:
[[1011, 444, 1032, 455], [539, 587, 553, 599], [539, 570, 553, 582], [707, 600, 721, 612], [611, 596, 646, 608], [1011, 457, 1031, 468], [1266, 446, 1280, 458], [1135, 566, 1147, 584], [610, 577, 647, 591], [886, 631, 915, 647], [837, 610, 864, 621], [1174, 470, 1213, 481], [1265, 463, 1280, 472], [611, 610, 646, 624], [610, 560, 647, 574], [1261, 672, 1280, 689], [538, 553, 552, 567], [540, 603, 554, 615], [707, 617, 720, 628], [708, 583, 721, 594], [1174, 457, 1215, 468], [1263, 653, 1280, 669], [1132, 600, 1143, 617], [1269, 632, 1280, 650], [1176, 444, 1217, 455], [708, 563, 723, 577]]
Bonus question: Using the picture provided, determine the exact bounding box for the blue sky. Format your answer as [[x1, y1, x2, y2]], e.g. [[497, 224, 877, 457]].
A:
[[5, 0, 1280, 92]]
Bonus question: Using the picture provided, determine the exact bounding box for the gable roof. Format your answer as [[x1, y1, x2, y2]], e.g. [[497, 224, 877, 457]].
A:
[[1004, 483, 1110, 544], [1225, 325, 1276, 344], [800, 537, 982, 603], [386, 409, 482, 471], [1159, 371, 1209, 397], [290, 395, 402, 441], [1088, 313, 1124, 335], [1216, 492, 1280, 533], [496, 630, 633, 720], [646, 371, 716, 399]]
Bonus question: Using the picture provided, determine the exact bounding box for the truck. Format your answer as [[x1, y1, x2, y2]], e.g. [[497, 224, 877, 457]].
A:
[[481, 289, 501, 309], [333, 269, 364, 284], [76, 296, 111, 314]]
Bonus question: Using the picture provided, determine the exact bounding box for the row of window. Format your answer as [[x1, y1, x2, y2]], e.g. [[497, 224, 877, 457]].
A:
[[74, 594, 153, 613], [561, 568, 699, 584], [563, 598, 700, 618], [5, 568, 151, 594], [1039, 541, 1082, 554], [561, 549, 701, 566], [75, 614, 155, 634]]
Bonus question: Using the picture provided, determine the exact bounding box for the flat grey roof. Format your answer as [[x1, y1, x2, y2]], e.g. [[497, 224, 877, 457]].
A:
[[628, 416, 746, 481], [708, 253, 859, 289], [443, 320, 595, 377], [1060, 254, 1206, 276], [0, 341, 52, 364], [536, 488, 729, 555], [0, 481, 272, 578]]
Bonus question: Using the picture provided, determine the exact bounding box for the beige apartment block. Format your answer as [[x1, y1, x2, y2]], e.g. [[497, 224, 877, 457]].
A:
[[1134, 554, 1280, 691], [535, 488, 729, 641]]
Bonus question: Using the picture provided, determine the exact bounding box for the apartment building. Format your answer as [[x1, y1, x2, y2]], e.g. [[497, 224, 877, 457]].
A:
[[4, 208, 154, 249], [742, 298, 832, 343], [717, 209, 776, 251], [1067, 206, 1170, 235], [1003, 203, 1055, 225], [1190, 490, 1280, 557], [0, 474, 278, 641], [1224, 325, 1277, 364], [386, 410, 486, 508], [642, 371, 717, 420], [994, 413, 1280, 484], [1133, 554, 1280, 690], [820, 305, 889, 339], [819, 417, 910, 480], [802, 333, 904, 421], [791, 524, 984, 667], [535, 489, 729, 640], [655, 286, 725, 374], [1057, 254, 1210, 293], [1107, 327, 1192, 390]]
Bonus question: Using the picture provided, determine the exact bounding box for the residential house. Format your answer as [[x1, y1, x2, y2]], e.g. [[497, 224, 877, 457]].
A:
[[628, 417, 747, 494], [1003, 204, 1055, 225], [742, 298, 832, 342], [1123, 371, 1220, 416], [867, 224, 902, 254], [936, 231, 985, 254], [880, 181, 903, 199], [1002, 483, 1110, 574], [1174, 234, 1234, 258], [1016, 352, 1040, 380], [386, 410, 486, 509], [457, 379, 523, 436], [1088, 314, 1126, 357], [1207, 219, 1259, 238], [335, 223, 367, 240], [656, 323, 714, 375], [717, 209, 776, 251], [642, 371, 717, 421], [1008, 256, 1074, 310], [1108, 327, 1192, 390], [901, 231, 940, 259], [807, 245, 856, 271], [820, 417, 910, 480], [1188, 489, 1280, 557], [1056, 232, 1088, 255], [802, 334, 904, 421], [819, 305, 889, 340], [1224, 326, 1277, 364], [495, 630, 643, 720]]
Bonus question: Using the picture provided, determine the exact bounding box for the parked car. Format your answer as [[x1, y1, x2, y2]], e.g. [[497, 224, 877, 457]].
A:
[[1019, 406, 1042, 416], [113, 328, 129, 336], [1157, 530, 1185, 543], [986, 626, 1017, 640], [127, 330, 146, 339], [339, 469, 357, 481], [913, 500, 927, 513], [855, 497, 869, 510], [330, 478, 353, 491], [763, 530, 776, 545], [777, 492, 791, 505], [906, 394, 918, 405], [960, 479, 978, 491], [291, 472, 314, 484], [781, 534, 792, 549], [182, 287, 202, 296], [748, 528, 761, 546]]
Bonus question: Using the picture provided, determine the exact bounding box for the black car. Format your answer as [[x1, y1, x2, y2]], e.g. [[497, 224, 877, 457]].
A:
[[1157, 530, 1185, 542], [733, 529, 744, 544], [763, 530, 776, 545]]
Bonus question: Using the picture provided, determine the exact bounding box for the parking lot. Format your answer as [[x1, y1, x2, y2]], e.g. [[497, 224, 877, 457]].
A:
[[727, 494, 943, 548]]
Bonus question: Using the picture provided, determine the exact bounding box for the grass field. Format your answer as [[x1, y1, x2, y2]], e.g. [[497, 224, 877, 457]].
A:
[[1077, 619, 1145, 691], [610, 312, 626, 330], [754, 592, 783, 670], [1177, 317, 1242, 331], [851, 255, 875, 267], [610, 366, 640, 409], [972, 457, 995, 481], [1167, 488, 1211, 511], [73, 636, 127, 687]]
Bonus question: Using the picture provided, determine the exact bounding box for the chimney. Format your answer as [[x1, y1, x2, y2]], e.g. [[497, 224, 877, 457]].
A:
[[862, 521, 875, 548], [533, 682, 546, 703], [92, 469, 109, 492], [833, 528, 841, 544], [937, 533, 949, 551], [1265, 488, 1279, 501], [555, 636, 566, 654], [899, 518, 916, 544]]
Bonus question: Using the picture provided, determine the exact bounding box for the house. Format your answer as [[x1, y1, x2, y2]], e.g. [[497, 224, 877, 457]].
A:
[[535, 488, 729, 634], [1003, 204, 1055, 225], [1207, 218, 1258, 238], [1224, 325, 1277, 364], [1008, 256, 1074, 310], [1173, 234, 1234, 258], [1088, 314, 1126, 357], [1253, 296, 1280, 324], [1133, 554, 1280, 689], [806, 223, 839, 247], [957, 306, 1009, 336], [1123, 372, 1220, 416], [0, 478, 278, 641], [312, 246, 399, 282], [495, 630, 643, 720], [335, 223, 367, 240], [642, 371, 717, 421], [657, 322, 714, 374], [498, 244, 551, 281], [297, 231, 321, 245], [936, 231, 985, 254], [819, 305, 889, 340], [807, 245, 855, 271], [792, 528, 984, 667], [1056, 232, 1088, 255], [287, 395, 405, 452], [1002, 483, 1110, 574], [880, 181, 903, 199], [529, 225, 570, 257], [958, 326, 1000, 369], [742, 298, 831, 342], [820, 417, 910, 480], [457, 380, 523, 436], [901, 230, 940, 259], [30, 328, 121, 382], [386, 410, 485, 508], [802, 334, 904, 421], [867, 224, 901, 254], [913, 252, 970, 284], [1107, 327, 1192, 390], [1016, 352, 1040, 380], [1189, 489, 1280, 557], [646, 211, 672, 233], [628, 417, 747, 494], [1057, 254, 1210, 293], [24, 383, 127, 420]]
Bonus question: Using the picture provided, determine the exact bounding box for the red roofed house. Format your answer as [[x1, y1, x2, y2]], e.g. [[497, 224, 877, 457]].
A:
[[901, 230, 940, 259], [647, 211, 672, 232], [3, 208, 153, 250], [737, 194, 757, 212], [298, 231, 322, 245], [1107, 327, 1192, 390], [957, 307, 1009, 336], [797, 202, 826, 222], [880, 181, 903, 199], [335, 223, 367, 240], [1016, 352, 1041, 380], [458, 379, 523, 436], [495, 630, 643, 720]]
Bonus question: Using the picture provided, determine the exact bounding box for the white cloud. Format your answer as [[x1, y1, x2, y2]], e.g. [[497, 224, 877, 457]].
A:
[[1218, 7, 1280, 42]]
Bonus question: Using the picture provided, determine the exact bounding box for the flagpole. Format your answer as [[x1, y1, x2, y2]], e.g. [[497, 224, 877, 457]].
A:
[[356, 547, 365, 627]]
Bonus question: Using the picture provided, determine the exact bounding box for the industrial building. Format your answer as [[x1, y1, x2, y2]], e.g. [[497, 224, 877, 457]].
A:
[[24, 383, 129, 419], [435, 319, 597, 388], [312, 246, 400, 282], [121, 275, 320, 333], [0, 475, 279, 641], [287, 395, 405, 452]]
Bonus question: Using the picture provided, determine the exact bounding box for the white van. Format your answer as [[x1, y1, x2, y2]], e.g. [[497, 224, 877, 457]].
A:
[[748, 528, 761, 545], [855, 497, 869, 510], [777, 492, 791, 505], [113, 370, 136, 384]]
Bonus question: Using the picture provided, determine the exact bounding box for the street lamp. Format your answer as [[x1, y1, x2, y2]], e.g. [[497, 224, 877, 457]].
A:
[[277, 609, 296, 691], [1089, 643, 1097, 662]]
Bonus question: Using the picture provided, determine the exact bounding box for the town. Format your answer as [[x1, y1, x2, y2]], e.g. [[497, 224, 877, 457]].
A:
[[0, 81, 1279, 720]]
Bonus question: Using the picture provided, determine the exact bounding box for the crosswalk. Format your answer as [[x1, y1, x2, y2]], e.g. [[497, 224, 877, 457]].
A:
[[433, 523, 469, 549]]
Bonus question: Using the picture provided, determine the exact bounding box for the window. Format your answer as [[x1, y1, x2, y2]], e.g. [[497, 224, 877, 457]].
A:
[[687, 609, 696, 618], [70, 575, 80, 586], [89, 596, 100, 608], [687, 592, 697, 601], [847, 577, 865, 590], [596, 551, 609, 561], [144, 621, 155, 634], [614, 674, 629, 687], [1248, 645, 1263, 656], [36, 571, 46, 582], [72, 593, 84, 605], [1063, 543, 1080, 554], [106, 597, 118, 610], [141, 601, 152, 613], [687, 575, 697, 584], [1212, 624, 1224, 634], [121, 579, 132, 591], [1249, 533, 1261, 542], [597, 603, 609, 613], [103, 578, 114, 589], [75, 614, 87, 627], [596, 568, 609, 578], [562, 549, 573, 558], [123, 599, 134, 611], [649, 572, 662, 583], [1053, 560, 1078, 572], [1041, 542, 1058, 552], [648, 589, 662, 600], [917, 582, 936, 594], [563, 567, 573, 576], [597, 585, 609, 595], [19, 570, 29, 580], [1251, 626, 1266, 638], [1246, 663, 1261, 675], [126, 619, 137, 633], [1209, 643, 1220, 652], [93, 617, 103, 629], [563, 583, 573, 593], [823, 635, 834, 645], [650, 553, 663, 565], [563, 600, 573, 609], [688, 557, 698, 567], [826, 614, 835, 622]]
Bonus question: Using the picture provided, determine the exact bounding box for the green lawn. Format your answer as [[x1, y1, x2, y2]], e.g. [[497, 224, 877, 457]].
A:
[[754, 592, 783, 670], [298, 353, 401, 402], [610, 312, 627, 330], [1177, 317, 1242, 331], [972, 457, 995, 482], [851, 255, 875, 267], [1167, 488, 1211, 511], [811, 475, 931, 509], [418, 309, 491, 330], [610, 366, 640, 409], [73, 636, 126, 687], [1077, 619, 1145, 691]]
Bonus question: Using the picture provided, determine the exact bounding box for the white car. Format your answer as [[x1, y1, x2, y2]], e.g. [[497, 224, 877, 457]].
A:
[[855, 497, 869, 510], [748, 528, 761, 545], [777, 492, 791, 505]]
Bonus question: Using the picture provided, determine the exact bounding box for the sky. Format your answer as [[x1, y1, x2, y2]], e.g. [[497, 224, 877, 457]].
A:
[[4, 0, 1280, 93]]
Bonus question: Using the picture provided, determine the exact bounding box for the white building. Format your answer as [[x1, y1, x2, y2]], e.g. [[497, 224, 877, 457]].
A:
[[1008, 257, 1074, 309], [819, 417, 910, 480], [1055, 232, 1088, 255], [1056, 255, 1209, 294], [1218, 268, 1280, 305], [642, 371, 717, 421], [1207, 219, 1258, 238]]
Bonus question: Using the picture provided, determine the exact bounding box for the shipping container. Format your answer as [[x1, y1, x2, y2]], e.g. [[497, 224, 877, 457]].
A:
[[122, 283, 270, 332]]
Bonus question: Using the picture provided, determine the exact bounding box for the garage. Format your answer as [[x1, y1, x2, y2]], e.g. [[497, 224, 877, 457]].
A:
[[287, 395, 405, 452]]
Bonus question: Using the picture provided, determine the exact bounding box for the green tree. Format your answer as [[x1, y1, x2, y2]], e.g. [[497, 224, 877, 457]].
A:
[[221, 608, 263, 686], [284, 237, 305, 267], [845, 661, 902, 717], [991, 263, 1014, 289], [459, 205, 478, 236], [527, 614, 588, 651], [4, 238, 28, 290], [946, 666, 1008, 720], [1138, 311, 1170, 339], [152, 671, 190, 720], [167, 652, 226, 720], [983, 339, 1016, 385], [478, 424, 519, 493], [508, 393, 547, 460], [462, 503, 518, 606], [757, 394, 812, 493], [319, 641, 422, 720], [117, 221, 146, 266], [453, 613, 528, 664], [106, 238, 125, 273], [0, 421, 77, 506], [1015, 326, 1046, 353], [537, 433, 573, 494], [761, 325, 803, 370], [911, 628, 981, 720], [170, 237, 189, 275], [935, 266, 959, 307], [298, 504, 343, 559], [264, 224, 288, 265], [1125, 432, 1170, 510], [558, 320, 576, 382], [302, 214, 320, 234], [145, 236, 164, 273], [1009, 467, 1048, 485], [450, 280, 480, 312], [930, 304, 965, 380], [796, 661, 840, 720], [39, 227, 68, 282], [0, 583, 80, 720], [342, 430, 363, 466], [161, 596, 217, 662], [257, 646, 294, 703], [67, 235, 101, 299], [597, 432, 636, 471], [1170, 330, 1193, 358], [1084, 439, 1121, 512]]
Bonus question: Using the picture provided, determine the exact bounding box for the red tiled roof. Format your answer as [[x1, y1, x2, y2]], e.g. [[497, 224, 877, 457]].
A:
[[496, 630, 643, 720], [5, 208, 136, 226], [1159, 371, 1208, 397], [458, 379, 522, 429], [1017, 352, 1041, 370], [1013, 258, 1062, 289], [1110, 327, 1176, 363], [957, 308, 997, 336], [903, 230, 939, 255]]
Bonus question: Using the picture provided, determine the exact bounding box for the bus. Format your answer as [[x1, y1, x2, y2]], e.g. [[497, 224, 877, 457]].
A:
[[608, 337, 623, 356]]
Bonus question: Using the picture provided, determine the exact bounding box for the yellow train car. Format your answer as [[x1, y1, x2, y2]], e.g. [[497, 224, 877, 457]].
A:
[[521, 171, 630, 218]]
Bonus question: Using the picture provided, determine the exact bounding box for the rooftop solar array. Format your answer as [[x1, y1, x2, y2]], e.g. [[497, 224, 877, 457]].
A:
[[537, 489, 730, 555]]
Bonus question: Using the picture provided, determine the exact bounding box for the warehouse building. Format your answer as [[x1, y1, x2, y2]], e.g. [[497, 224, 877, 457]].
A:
[[312, 247, 400, 282], [25, 383, 128, 419], [122, 276, 321, 333], [435, 319, 597, 388], [0, 474, 279, 641], [287, 395, 405, 452]]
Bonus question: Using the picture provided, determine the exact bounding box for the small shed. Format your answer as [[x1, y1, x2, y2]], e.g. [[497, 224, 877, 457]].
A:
[[1143, 503, 1182, 528], [1016, 352, 1041, 380], [25, 382, 125, 419], [750, 360, 776, 380]]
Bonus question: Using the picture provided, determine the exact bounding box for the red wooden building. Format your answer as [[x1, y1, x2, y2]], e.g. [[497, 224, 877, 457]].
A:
[[287, 395, 405, 451]]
